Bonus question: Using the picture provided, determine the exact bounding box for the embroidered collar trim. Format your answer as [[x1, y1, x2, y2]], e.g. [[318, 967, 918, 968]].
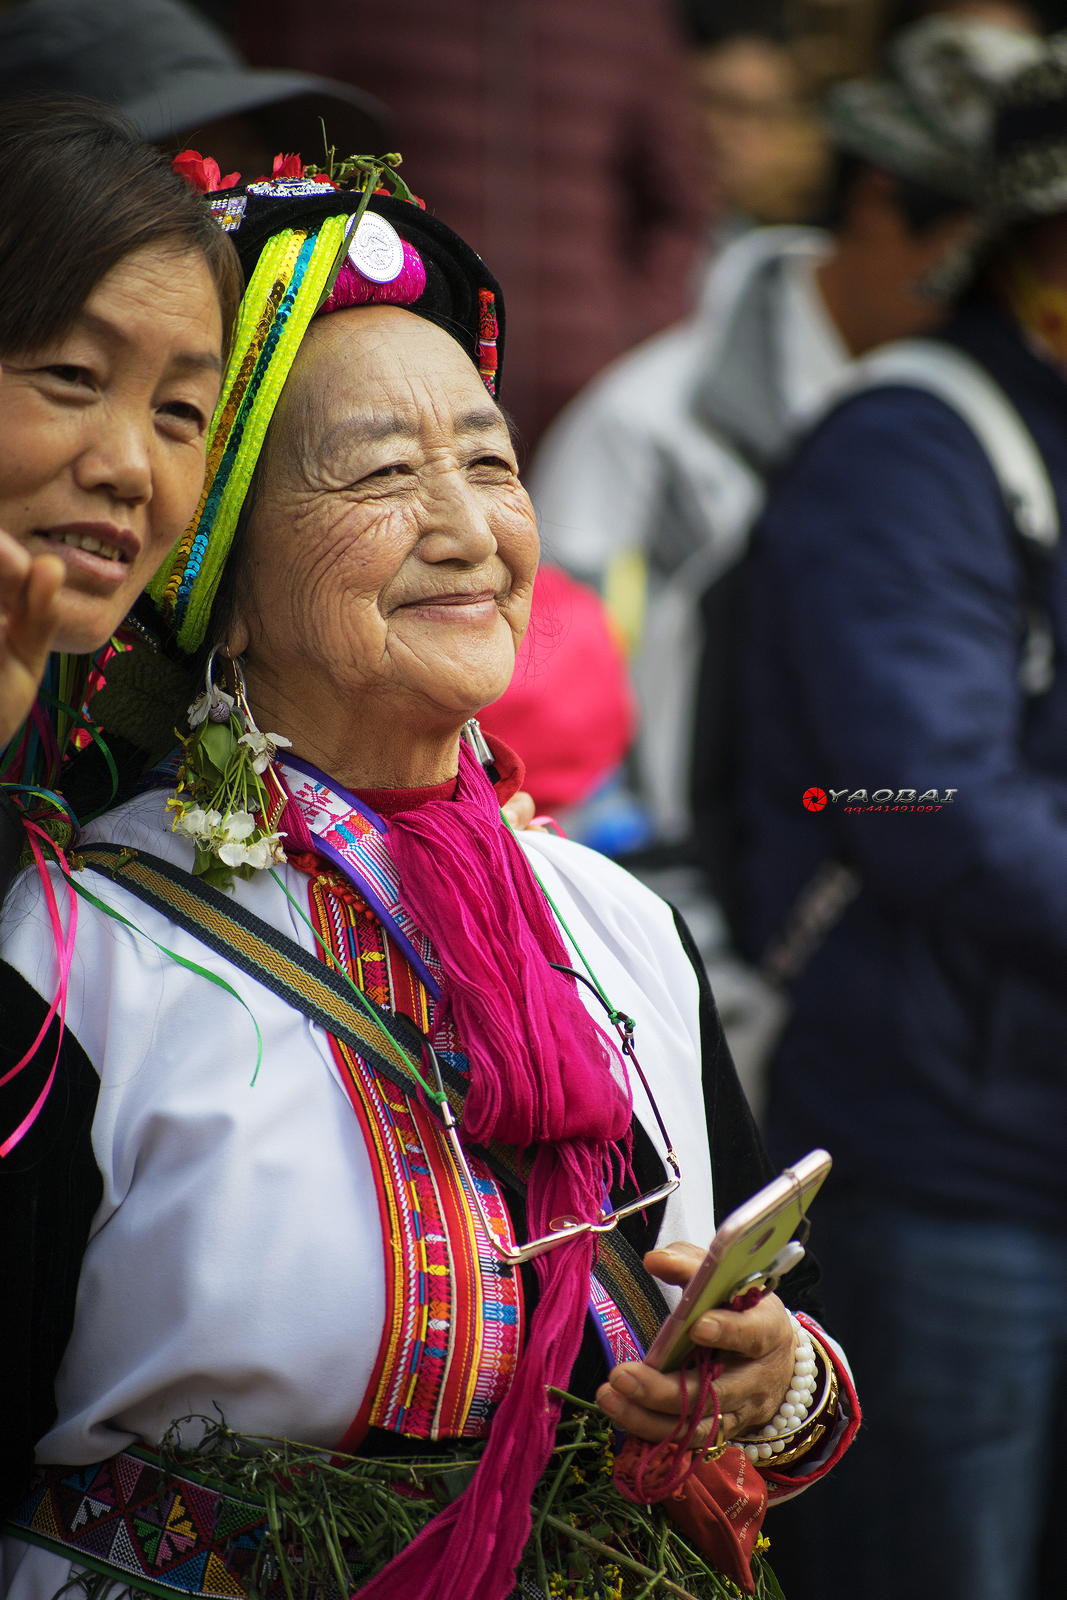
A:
[[278, 756, 442, 1000]]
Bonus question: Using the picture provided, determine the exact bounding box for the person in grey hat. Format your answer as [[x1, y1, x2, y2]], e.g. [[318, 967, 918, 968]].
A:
[[737, 33, 1067, 1600], [0, 0, 391, 181]]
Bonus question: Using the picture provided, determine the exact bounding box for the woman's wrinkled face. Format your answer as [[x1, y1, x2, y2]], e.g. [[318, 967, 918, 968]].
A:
[[230, 305, 538, 728], [0, 244, 224, 654]]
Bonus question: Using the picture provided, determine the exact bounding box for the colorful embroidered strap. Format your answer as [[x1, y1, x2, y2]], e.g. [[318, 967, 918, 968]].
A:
[[280, 755, 442, 1000], [68, 843, 671, 1350], [338, 1051, 523, 1441], [304, 862, 523, 1443], [69, 842, 432, 1097], [590, 1274, 644, 1369], [6, 1451, 287, 1600], [147, 216, 351, 654]]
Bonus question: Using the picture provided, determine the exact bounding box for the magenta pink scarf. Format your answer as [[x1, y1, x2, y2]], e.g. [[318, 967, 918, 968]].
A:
[[354, 742, 631, 1600]]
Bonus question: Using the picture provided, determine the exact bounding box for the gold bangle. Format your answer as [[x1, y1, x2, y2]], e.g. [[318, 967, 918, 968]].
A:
[[764, 1345, 838, 1468], [738, 1331, 839, 1467], [737, 1333, 834, 1446], [765, 1419, 828, 1468], [696, 1417, 729, 1464], [807, 1337, 839, 1424]]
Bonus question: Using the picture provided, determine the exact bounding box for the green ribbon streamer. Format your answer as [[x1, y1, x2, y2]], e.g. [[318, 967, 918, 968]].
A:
[[57, 865, 264, 1085], [37, 685, 121, 819]]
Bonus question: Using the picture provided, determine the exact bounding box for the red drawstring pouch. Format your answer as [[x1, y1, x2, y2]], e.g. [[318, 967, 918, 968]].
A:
[[612, 1434, 769, 1595], [609, 1347, 769, 1595]]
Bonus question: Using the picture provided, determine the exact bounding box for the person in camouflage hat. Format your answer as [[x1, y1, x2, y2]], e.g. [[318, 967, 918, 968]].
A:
[[826, 11, 1043, 209]]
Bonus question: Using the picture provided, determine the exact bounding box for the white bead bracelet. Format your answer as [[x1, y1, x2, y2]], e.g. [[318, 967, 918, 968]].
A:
[[740, 1316, 827, 1464]]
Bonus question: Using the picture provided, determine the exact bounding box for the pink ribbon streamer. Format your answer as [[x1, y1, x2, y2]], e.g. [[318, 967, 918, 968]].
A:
[[0, 822, 77, 1158]]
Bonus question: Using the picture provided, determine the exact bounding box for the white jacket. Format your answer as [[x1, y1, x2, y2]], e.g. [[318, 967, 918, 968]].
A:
[[527, 226, 849, 840]]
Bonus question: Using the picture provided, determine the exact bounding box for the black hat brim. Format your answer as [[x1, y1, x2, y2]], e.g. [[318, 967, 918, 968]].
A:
[[126, 70, 392, 154]]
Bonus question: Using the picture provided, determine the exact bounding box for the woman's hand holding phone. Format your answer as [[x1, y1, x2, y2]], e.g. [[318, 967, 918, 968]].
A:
[[595, 1241, 796, 1445]]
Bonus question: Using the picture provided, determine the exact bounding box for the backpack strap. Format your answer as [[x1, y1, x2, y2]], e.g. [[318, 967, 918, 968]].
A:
[[830, 338, 1059, 549], [827, 337, 1059, 695], [70, 842, 670, 1349]]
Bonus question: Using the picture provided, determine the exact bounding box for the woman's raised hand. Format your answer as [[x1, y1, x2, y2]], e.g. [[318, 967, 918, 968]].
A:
[[501, 790, 548, 833], [0, 524, 64, 749], [595, 1240, 797, 1446]]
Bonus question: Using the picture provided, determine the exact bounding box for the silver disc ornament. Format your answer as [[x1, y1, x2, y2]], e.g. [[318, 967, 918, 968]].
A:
[[348, 211, 405, 284]]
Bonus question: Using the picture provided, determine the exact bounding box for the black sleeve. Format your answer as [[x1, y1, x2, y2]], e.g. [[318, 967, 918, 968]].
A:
[[0, 788, 25, 910], [0, 962, 102, 1516], [671, 906, 824, 1323]]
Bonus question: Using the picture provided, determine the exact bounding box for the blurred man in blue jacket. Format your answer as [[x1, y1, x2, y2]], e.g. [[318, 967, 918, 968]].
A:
[[741, 41, 1067, 1600]]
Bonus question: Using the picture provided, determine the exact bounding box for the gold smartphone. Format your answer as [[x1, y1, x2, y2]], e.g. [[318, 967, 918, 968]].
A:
[[643, 1149, 832, 1373]]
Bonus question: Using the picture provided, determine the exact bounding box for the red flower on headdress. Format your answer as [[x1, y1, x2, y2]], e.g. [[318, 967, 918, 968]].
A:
[[172, 150, 240, 194], [272, 152, 304, 178]]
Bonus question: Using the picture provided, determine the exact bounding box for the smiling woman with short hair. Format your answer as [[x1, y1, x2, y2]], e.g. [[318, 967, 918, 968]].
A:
[[0, 99, 241, 752], [0, 164, 857, 1600]]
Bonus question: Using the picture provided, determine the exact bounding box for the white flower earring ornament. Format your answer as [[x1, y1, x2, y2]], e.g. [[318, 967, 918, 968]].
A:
[[168, 646, 292, 890]]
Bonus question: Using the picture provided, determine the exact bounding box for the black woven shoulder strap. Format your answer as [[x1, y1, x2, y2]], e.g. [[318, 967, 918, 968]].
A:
[[72, 842, 437, 1099], [72, 842, 670, 1349]]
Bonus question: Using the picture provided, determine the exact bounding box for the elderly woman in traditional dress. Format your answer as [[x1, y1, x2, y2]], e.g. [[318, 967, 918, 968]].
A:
[[0, 160, 857, 1600]]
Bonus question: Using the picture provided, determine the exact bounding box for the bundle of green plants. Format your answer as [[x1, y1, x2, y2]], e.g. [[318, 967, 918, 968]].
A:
[[110, 1394, 785, 1600]]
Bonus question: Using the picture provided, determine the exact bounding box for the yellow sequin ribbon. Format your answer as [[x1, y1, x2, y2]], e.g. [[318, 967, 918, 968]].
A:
[[149, 213, 351, 654]]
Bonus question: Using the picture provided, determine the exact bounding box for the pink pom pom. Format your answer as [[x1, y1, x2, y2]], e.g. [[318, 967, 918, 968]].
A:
[[386, 241, 428, 302], [319, 261, 374, 312], [319, 240, 427, 315]]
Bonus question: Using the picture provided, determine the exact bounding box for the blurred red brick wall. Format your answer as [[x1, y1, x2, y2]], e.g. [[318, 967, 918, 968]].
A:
[[235, 0, 704, 447]]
